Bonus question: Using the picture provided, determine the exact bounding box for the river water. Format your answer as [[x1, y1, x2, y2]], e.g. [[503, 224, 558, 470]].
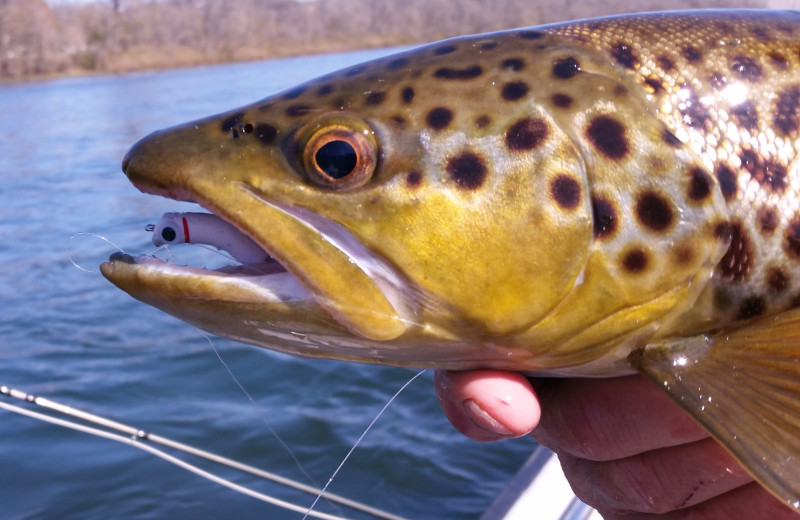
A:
[[0, 48, 535, 519]]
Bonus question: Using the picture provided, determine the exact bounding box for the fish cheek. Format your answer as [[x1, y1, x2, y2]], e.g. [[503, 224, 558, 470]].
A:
[[343, 125, 593, 335]]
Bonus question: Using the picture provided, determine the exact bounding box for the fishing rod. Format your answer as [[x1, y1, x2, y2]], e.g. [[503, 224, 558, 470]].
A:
[[0, 384, 406, 520]]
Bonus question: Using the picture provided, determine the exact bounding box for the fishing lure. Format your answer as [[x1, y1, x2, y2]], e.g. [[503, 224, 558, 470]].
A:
[[150, 212, 270, 265]]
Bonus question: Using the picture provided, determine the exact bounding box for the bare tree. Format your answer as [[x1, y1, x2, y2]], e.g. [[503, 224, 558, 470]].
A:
[[0, 0, 775, 80]]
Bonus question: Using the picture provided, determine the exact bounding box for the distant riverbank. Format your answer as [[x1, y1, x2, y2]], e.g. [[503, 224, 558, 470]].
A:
[[1, 0, 776, 83]]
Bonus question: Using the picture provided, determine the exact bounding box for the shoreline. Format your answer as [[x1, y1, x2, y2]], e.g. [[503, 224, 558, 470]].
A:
[[0, 38, 414, 86]]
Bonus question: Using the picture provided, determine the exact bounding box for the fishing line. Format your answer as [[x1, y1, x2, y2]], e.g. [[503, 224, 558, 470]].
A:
[[200, 332, 336, 513], [303, 369, 428, 520], [0, 385, 406, 520], [67, 232, 126, 273], [68, 222, 422, 518]]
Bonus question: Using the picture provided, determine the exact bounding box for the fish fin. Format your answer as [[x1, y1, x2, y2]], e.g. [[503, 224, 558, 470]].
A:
[[631, 309, 800, 512]]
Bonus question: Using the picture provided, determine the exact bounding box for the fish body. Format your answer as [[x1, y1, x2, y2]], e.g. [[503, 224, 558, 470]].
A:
[[101, 10, 800, 511]]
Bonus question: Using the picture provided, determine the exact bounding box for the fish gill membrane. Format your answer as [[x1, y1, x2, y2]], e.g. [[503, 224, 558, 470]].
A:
[[99, 9, 800, 515], [62, 229, 423, 519]]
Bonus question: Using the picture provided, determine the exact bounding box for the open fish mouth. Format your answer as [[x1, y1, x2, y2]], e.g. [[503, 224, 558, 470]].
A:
[[101, 132, 415, 343], [105, 213, 309, 303], [102, 194, 314, 307], [103, 184, 412, 308]]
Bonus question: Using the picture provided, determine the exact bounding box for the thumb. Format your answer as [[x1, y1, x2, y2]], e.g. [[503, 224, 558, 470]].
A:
[[435, 370, 540, 442]]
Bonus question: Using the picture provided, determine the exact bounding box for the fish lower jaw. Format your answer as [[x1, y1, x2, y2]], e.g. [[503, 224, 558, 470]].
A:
[[103, 251, 313, 304]]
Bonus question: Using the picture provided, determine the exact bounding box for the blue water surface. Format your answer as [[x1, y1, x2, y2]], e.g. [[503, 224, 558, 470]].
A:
[[0, 48, 535, 519]]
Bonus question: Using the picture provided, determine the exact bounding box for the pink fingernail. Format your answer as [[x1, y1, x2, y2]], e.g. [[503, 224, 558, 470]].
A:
[[463, 399, 514, 436]]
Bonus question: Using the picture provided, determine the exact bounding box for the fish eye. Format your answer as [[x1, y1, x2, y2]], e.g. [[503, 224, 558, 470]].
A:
[[300, 116, 378, 190], [315, 140, 358, 179], [161, 227, 177, 242]]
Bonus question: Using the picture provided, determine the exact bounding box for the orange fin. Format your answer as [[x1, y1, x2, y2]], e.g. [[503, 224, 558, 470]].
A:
[[632, 309, 800, 512]]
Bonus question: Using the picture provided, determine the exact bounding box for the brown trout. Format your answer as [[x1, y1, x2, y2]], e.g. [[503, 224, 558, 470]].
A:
[[101, 10, 800, 512]]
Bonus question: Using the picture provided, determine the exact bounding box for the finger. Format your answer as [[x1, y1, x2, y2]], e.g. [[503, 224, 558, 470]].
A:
[[434, 370, 540, 442], [559, 437, 753, 513], [531, 375, 708, 460], [598, 481, 797, 520]]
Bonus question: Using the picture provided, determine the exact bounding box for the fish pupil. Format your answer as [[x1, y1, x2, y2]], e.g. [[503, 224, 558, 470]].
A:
[[161, 227, 177, 242], [315, 140, 358, 179]]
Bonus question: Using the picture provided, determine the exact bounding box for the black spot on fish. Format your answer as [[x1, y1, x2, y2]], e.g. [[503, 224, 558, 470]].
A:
[[402, 87, 415, 104], [550, 174, 582, 210], [586, 115, 629, 160], [682, 46, 703, 63], [283, 86, 307, 100], [774, 86, 800, 136], [316, 84, 334, 96], [620, 247, 649, 274], [505, 117, 549, 152], [390, 115, 406, 127], [610, 41, 638, 70], [731, 55, 763, 81], [656, 55, 676, 71], [709, 71, 727, 91], [737, 296, 765, 320], [784, 215, 800, 260], [255, 124, 277, 145], [447, 151, 487, 190], [714, 220, 732, 243], [714, 163, 738, 201], [687, 167, 713, 203], [434, 66, 483, 80], [434, 44, 457, 55], [518, 30, 544, 39], [767, 267, 790, 293], [405, 170, 422, 188], [758, 207, 779, 236], [502, 58, 525, 71], [731, 101, 759, 131], [739, 148, 787, 194], [719, 220, 754, 281], [751, 27, 770, 40], [679, 88, 710, 130], [475, 115, 491, 128], [426, 107, 454, 130], [387, 58, 409, 71], [552, 56, 580, 79], [221, 112, 244, 133], [551, 93, 573, 108], [769, 52, 789, 69], [501, 81, 529, 101], [643, 76, 664, 94], [635, 190, 674, 233], [286, 104, 313, 117], [591, 194, 618, 239], [479, 40, 499, 50], [365, 92, 385, 106]]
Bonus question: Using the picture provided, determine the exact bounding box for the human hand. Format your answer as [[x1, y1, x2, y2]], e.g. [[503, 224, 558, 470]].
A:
[[434, 371, 794, 519]]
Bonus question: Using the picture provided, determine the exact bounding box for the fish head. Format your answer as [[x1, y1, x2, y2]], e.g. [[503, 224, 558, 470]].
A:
[[103, 33, 595, 365], [103, 28, 727, 370]]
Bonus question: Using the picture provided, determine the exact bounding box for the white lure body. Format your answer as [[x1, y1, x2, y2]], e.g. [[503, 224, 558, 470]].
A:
[[152, 212, 269, 264]]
